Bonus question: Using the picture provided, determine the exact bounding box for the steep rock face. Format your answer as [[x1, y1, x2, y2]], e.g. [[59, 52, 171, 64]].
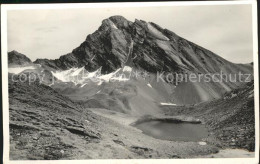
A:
[[8, 50, 32, 66], [35, 16, 133, 74]]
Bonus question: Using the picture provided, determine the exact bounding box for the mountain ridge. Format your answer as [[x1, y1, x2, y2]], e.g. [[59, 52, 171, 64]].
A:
[[32, 15, 252, 75]]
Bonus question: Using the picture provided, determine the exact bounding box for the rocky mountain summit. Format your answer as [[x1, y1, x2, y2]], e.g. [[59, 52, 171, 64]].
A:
[[34, 16, 252, 75]]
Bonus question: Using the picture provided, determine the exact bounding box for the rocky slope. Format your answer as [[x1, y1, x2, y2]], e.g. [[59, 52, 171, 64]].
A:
[[162, 81, 255, 151], [9, 74, 100, 159]]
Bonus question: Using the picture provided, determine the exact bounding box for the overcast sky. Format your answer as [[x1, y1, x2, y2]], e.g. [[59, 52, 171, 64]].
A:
[[7, 4, 253, 63]]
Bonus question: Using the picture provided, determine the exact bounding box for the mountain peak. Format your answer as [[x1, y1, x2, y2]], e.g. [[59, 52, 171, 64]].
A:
[[108, 15, 129, 22], [8, 50, 32, 66], [9, 50, 21, 55], [29, 15, 252, 76], [99, 15, 132, 31]]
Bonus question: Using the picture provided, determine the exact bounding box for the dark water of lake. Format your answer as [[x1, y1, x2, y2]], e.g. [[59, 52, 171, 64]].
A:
[[134, 120, 208, 142]]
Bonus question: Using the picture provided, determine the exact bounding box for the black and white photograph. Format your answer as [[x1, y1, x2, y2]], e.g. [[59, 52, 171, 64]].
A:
[[1, 1, 259, 163]]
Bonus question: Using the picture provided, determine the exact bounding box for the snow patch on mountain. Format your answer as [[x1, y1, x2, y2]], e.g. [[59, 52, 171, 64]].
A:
[[51, 66, 130, 86], [71, 67, 85, 76], [147, 23, 169, 41], [160, 102, 176, 106], [110, 75, 129, 82], [111, 22, 118, 29], [51, 67, 85, 83], [85, 67, 102, 79], [97, 81, 103, 85], [8, 66, 36, 74], [98, 68, 121, 82], [108, 19, 118, 29], [198, 142, 207, 146], [123, 66, 132, 72], [80, 83, 87, 88]]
